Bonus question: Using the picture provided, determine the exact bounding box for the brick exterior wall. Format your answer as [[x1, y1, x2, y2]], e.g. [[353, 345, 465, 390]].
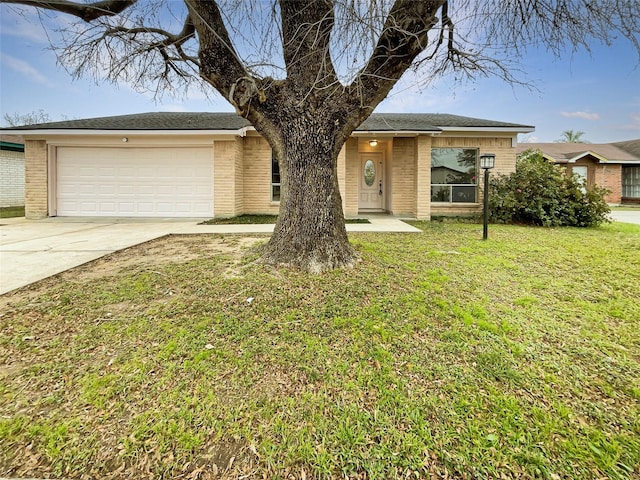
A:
[[213, 139, 244, 217], [337, 145, 346, 213], [0, 149, 25, 208], [415, 135, 432, 220], [24, 140, 47, 218], [595, 164, 622, 204], [344, 138, 360, 217], [241, 136, 279, 215], [567, 160, 622, 204], [233, 138, 245, 214], [390, 137, 417, 217]]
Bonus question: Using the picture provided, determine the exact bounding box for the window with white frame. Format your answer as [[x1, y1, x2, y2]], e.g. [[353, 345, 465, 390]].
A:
[[271, 152, 281, 201], [431, 148, 478, 203]]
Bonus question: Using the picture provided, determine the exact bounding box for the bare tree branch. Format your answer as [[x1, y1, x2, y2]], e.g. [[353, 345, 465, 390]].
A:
[[346, 1, 444, 123], [0, 0, 137, 21], [185, 0, 251, 106], [103, 13, 197, 66], [279, 0, 338, 91]]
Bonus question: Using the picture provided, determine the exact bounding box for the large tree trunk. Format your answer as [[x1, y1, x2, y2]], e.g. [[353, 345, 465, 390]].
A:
[[187, 0, 440, 273], [256, 115, 358, 273]]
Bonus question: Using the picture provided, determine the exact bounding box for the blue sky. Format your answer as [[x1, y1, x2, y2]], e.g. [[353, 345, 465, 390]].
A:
[[1, 4, 639, 143]]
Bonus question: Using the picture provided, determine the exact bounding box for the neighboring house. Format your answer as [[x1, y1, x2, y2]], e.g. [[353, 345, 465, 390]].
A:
[[3, 112, 533, 220], [612, 139, 640, 204], [0, 134, 25, 209], [517, 141, 640, 204]]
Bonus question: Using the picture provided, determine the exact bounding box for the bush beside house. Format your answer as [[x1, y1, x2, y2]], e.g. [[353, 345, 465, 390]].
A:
[[489, 149, 610, 227]]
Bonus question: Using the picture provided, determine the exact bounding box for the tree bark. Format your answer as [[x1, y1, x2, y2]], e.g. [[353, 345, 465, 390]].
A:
[[256, 112, 358, 273]]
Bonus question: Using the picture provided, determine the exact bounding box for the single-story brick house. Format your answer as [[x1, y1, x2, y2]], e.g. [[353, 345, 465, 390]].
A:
[[0, 135, 25, 210], [517, 141, 640, 204], [4, 112, 534, 219]]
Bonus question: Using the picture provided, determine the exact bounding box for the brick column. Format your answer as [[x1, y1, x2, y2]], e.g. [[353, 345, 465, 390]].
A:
[[24, 140, 48, 219], [213, 140, 241, 217], [415, 135, 431, 220]]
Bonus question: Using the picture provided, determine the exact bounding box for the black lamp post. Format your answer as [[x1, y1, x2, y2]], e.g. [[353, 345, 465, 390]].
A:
[[480, 153, 496, 240]]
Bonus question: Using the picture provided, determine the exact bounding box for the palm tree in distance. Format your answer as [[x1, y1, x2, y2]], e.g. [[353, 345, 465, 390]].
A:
[[557, 130, 589, 143]]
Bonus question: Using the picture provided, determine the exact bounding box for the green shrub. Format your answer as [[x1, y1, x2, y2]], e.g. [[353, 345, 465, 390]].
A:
[[488, 149, 610, 227]]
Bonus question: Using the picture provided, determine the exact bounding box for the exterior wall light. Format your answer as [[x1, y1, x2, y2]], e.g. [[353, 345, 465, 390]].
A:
[[122, 137, 129, 143], [480, 153, 495, 170], [480, 153, 496, 240], [369, 139, 378, 147]]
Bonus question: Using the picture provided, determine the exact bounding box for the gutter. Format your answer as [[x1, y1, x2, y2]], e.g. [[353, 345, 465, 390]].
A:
[[438, 126, 535, 134], [351, 130, 432, 137], [7, 129, 244, 137]]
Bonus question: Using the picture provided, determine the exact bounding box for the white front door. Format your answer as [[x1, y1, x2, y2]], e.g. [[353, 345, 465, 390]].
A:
[[359, 153, 384, 210]]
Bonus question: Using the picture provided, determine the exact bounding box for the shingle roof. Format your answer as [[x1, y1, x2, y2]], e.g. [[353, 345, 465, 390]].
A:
[[612, 139, 640, 158], [517, 142, 640, 163], [2, 112, 532, 132], [357, 113, 531, 131], [3, 112, 249, 131]]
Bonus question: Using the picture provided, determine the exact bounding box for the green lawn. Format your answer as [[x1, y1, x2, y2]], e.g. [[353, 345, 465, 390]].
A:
[[1, 222, 639, 479], [0, 206, 25, 218]]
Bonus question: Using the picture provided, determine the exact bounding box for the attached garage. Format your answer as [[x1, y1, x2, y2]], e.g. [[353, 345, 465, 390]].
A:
[[55, 146, 213, 217]]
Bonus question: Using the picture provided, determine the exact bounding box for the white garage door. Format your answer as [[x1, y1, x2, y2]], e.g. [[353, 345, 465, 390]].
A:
[[57, 147, 213, 217]]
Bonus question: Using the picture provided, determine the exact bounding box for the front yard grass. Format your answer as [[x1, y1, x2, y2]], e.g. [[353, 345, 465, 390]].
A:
[[0, 206, 25, 218], [1, 222, 639, 479]]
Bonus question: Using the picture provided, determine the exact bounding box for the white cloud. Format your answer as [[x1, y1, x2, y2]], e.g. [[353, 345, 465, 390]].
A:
[[560, 111, 601, 120], [0, 53, 54, 86], [617, 113, 640, 131], [0, 6, 49, 43]]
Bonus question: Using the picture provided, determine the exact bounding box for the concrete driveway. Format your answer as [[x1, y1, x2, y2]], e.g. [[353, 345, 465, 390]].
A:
[[0, 218, 206, 295], [0, 216, 420, 295]]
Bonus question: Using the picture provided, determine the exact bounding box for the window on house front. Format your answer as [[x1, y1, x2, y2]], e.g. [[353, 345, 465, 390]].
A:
[[271, 152, 281, 201], [431, 148, 478, 203], [623, 166, 640, 199], [572, 165, 588, 193]]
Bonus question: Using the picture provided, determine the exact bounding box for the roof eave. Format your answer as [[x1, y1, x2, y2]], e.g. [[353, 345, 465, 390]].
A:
[[12, 129, 243, 137], [568, 151, 608, 163], [352, 130, 440, 136], [438, 126, 535, 133]]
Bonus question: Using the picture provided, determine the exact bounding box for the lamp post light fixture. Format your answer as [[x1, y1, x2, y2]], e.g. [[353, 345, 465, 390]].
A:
[[480, 153, 496, 240]]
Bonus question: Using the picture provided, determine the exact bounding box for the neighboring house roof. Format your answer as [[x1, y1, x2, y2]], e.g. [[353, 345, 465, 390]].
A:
[[517, 142, 640, 164], [612, 139, 640, 158], [2, 112, 534, 135]]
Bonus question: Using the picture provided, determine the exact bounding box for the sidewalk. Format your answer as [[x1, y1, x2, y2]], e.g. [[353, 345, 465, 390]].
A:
[[609, 209, 640, 225]]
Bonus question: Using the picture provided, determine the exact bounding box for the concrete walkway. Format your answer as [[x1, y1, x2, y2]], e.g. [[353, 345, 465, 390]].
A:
[[0, 216, 420, 295]]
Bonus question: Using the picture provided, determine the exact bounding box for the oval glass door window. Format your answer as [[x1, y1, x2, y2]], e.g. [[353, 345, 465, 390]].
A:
[[364, 160, 376, 186]]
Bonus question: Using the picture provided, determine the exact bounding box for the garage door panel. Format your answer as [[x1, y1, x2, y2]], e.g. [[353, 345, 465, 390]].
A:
[[57, 147, 213, 217]]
